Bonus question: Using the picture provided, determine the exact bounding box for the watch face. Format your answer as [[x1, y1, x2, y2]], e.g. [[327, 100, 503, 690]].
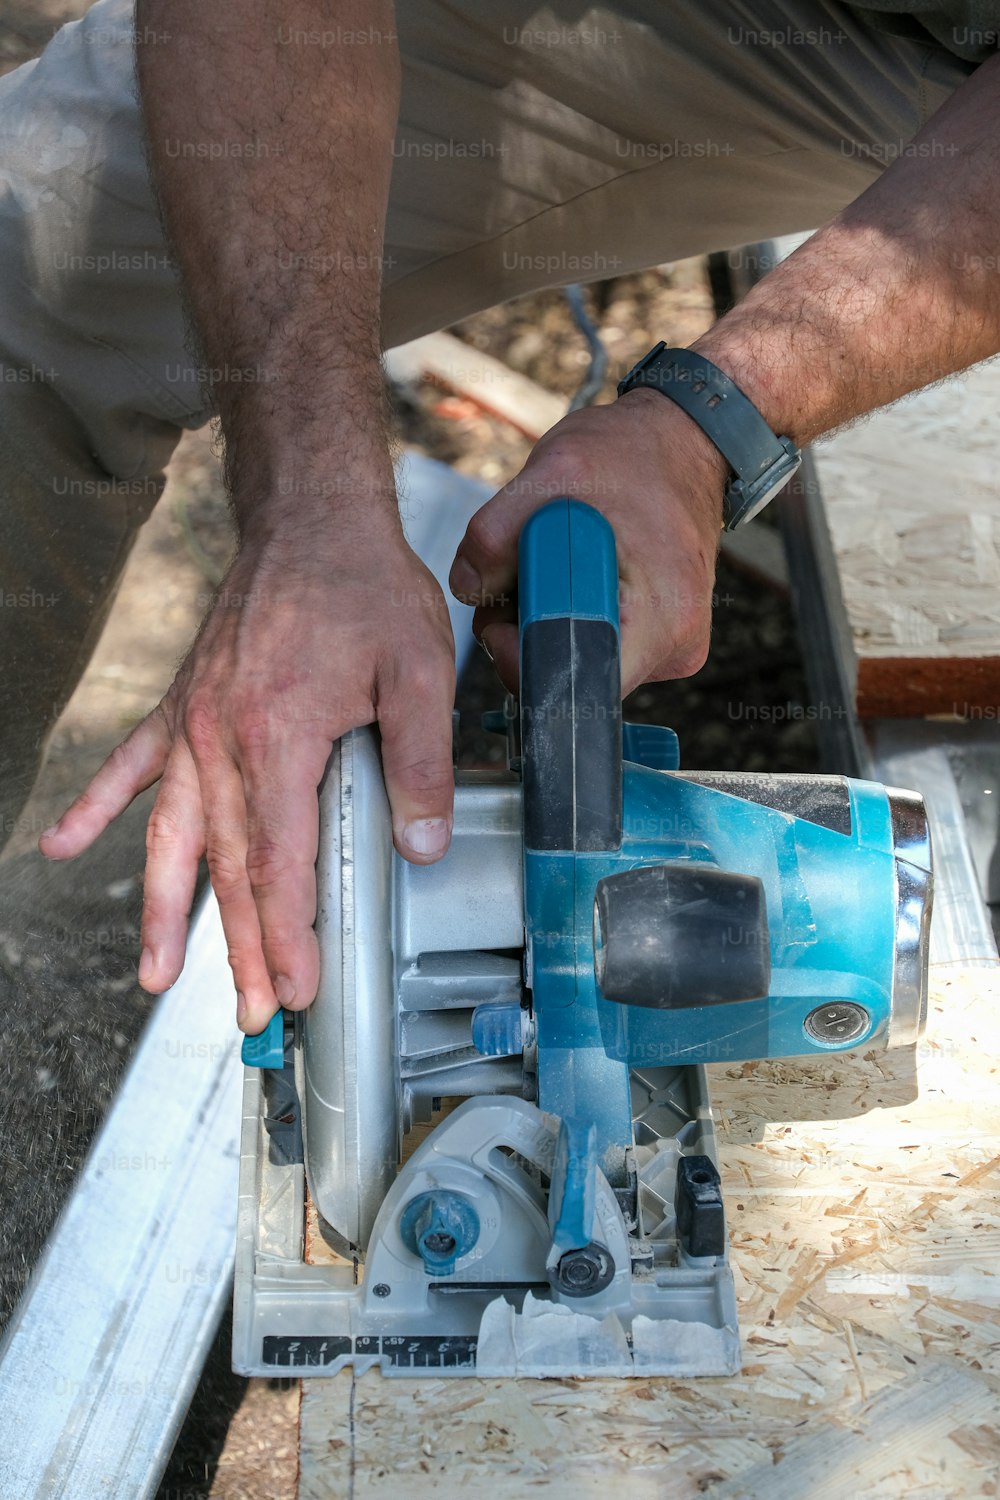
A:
[[725, 454, 801, 529], [743, 482, 784, 523]]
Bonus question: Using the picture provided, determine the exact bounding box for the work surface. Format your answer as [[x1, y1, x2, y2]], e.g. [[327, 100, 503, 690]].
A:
[[297, 958, 1000, 1499], [811, 360, 1000, 719]]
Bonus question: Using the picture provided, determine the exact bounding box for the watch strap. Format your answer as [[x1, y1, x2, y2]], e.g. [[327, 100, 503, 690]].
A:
[[617, 344, 800, 527]]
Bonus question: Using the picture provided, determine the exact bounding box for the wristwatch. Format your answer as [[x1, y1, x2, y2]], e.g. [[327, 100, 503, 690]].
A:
[[617, 343, 801, 530]]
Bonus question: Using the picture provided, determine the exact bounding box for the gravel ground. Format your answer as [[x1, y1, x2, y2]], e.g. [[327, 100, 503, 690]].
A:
[[0, 8, 817, 1496]]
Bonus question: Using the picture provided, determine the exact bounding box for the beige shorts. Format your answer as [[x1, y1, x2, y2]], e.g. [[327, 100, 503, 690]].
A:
[[0, 0, 973, 829]]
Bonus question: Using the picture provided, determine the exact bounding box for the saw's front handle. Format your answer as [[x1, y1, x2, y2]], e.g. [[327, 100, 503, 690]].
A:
[[517, 499, 623, 854]]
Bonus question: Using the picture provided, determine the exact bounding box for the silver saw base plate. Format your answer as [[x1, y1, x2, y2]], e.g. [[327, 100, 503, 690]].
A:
[[233, 1036, 739, 1378]]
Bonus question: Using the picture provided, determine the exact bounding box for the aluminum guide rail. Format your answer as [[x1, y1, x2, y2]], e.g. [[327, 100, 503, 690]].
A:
[[0, 895, 241, 1500]]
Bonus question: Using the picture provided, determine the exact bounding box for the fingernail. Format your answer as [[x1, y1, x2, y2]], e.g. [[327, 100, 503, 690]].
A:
[[236, 992, 247, 1027], [402, 816, 450, 858], [478, 632, 495, 663], [41, 823, 61, 842], [451, 557, 482, 598], [138, 946, 155, 988], [274, 974, 296, 1007]]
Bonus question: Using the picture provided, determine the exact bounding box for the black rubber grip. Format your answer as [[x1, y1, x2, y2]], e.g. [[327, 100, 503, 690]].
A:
[[521, 617, 622, 853]]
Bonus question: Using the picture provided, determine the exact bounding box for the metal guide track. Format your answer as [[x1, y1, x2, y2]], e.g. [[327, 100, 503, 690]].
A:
[[0, 894, 241, 1500]]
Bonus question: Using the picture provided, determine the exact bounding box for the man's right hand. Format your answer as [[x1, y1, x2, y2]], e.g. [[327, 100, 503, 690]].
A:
[[39, 518, 457, 1034]]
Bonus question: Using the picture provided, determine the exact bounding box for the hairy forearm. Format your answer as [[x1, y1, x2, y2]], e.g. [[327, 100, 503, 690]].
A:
[[694, 52, 1000, 446], [136, 0, 401, 542]]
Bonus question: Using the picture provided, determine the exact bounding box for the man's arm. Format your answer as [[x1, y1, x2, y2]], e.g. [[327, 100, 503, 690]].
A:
[[41, 1, 457, 1035], [136, 0, 398, 531], [452, 53, 1000, 688], [693, 52, 1000, 442]]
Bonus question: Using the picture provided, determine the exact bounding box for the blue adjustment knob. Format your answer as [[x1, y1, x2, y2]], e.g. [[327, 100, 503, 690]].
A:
[[399, 1191, 480, 1277], [241, 1009, 285, 1069], [472, 1002, 526, 1057]]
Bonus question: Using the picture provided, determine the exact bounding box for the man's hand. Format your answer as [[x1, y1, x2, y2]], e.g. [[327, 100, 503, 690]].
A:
[[50, 0, 416, 1029], [451, 389, 728, 693], [40, 523, 456, 1035]]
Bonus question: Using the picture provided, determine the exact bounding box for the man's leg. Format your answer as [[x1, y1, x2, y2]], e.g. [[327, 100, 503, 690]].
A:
[[0, 377, 160, 848], [382, 0, 973, 340], [0, 0, 211, 848]]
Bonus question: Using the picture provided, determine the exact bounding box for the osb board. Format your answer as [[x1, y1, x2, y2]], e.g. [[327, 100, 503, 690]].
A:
[[298, 962, 1000, 1499], [810, 361, 1000, 718]]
